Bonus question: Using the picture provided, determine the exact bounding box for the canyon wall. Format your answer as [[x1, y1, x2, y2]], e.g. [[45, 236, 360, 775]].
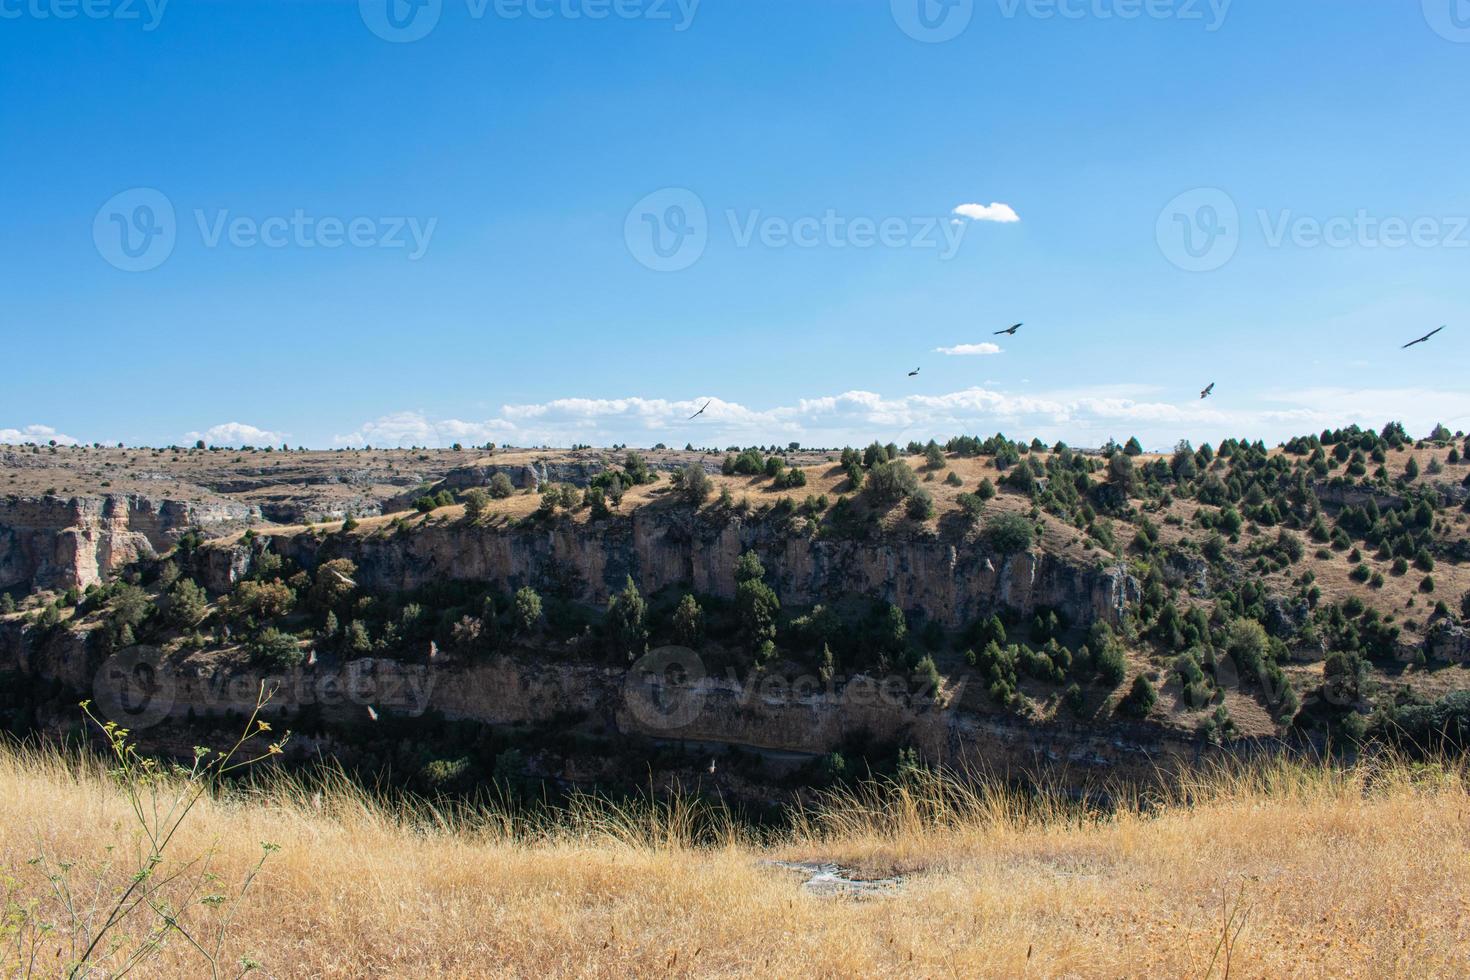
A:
[[217, 507, 1140, 631], [0, 495, 259, 592], [0, 619, 1197, 785]]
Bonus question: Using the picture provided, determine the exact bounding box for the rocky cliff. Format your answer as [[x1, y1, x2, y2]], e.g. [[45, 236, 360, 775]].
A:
[[213, 507, 1140, 631], [0, 494, 259, 593], [0, 618, 1198, 788]]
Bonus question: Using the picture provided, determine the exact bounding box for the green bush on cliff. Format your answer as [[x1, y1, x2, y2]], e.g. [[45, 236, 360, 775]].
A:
[[734, 552, 779, 660], [489, 473, 515, 499], [513, 587, 543, 635], [983, 513, 1035, 555], [674, 464, 712, 505], [1118, 674, 1157, 718], [605, 576, 649, 661], [672, 594, 703, 647], [906, 489, 935, 521], [864, 460, 918, 505], [463, 488, 492, 522], [252, 626, 304, 667], [166, 578, 207, 629]]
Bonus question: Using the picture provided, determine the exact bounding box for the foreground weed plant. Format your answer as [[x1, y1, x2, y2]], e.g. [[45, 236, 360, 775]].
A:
[[1, 686, 288, 979]]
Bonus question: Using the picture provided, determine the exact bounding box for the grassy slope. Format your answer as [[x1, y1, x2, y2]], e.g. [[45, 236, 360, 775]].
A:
[[2, 744, 1467, 978]]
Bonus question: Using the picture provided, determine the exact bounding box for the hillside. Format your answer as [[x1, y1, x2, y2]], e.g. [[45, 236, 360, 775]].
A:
[[4, 423, 1470, 802]]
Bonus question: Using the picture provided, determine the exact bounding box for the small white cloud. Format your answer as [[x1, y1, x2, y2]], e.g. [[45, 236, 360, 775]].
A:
[[185, 422, 286, 447], [935, 343, 1003, 357], [334, 411, 514, 448], [0, 424, 79, 446], [952, 202, 1020, 224]]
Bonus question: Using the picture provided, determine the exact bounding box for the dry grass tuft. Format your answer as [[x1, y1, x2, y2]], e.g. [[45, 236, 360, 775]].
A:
[[3, 744, 1468, 977]]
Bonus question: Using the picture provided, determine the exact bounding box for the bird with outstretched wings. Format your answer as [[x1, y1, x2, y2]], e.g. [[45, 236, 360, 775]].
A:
[[994, 323, 1023, 336], [688, 401, 711, 420], [1403, 326, 1445, 349], [1201, 383, 1215, 400], [908, 367, 921, 377]]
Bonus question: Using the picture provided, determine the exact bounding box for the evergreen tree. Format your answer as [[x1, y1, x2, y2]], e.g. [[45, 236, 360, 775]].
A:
[[606, 576, 648, 660]]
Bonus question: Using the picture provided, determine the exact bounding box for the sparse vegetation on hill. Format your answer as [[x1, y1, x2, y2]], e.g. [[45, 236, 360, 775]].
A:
[[6, 421, 1470, 812]]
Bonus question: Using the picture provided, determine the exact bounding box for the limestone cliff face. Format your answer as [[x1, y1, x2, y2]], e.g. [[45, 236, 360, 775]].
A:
[[0, 494, 258, 592], [216, 508, 1139, 630], [0, 621, 1191, 783]]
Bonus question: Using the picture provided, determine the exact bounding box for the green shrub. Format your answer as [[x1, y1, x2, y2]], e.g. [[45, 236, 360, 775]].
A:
[[489, 473, 515, 499], [252, 626, 303, 667], [1119, 674, 1157, 718], [864, 460, 919, 504], [983, 513, 1035, 555], [906, 489, 936, 521]]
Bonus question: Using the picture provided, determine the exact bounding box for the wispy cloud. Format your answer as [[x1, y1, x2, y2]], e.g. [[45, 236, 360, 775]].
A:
[[952, 202, 1020, 223], [0, 424, 78, 446], [184, 422, 286, 447], [327, 385, 1470, 452], [935, 342, 1003, 356]]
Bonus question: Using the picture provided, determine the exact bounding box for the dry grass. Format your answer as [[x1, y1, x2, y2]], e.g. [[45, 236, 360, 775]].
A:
[[3, 745, 1469, 978]]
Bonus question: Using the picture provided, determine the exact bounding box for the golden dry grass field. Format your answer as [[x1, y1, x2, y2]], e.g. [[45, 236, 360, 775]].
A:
[[3, 741, 1468, 978]]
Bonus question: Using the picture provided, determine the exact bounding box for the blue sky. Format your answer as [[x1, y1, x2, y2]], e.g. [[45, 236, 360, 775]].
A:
[[3, 0, 1469, 451]]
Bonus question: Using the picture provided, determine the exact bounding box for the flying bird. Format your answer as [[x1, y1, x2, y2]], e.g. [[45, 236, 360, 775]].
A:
[[707, 758, 717, 775], [1403, 326, 1445, 349], [366, 705, 379, 722], [306, 648, 317, 667], [428, 641, 439, 661], [688, 401, 711, 420], [1200, 383, 1215, 400], [908, 367, 921, 377], [994, 323, 1023, 336]]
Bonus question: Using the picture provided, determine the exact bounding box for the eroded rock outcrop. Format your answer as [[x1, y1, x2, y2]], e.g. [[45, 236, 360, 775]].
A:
[[0, 495, 259, 592], [216, 508, 1139, 630]]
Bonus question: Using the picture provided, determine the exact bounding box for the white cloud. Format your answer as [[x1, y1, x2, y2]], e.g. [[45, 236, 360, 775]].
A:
[[0, 424, 78, 446], [334, 411, 515, 448], [184, 422, 286, 447], [935, 342, 1003, 357], [952, 202, 1020, 223], [329, 385, 1470, 453]]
